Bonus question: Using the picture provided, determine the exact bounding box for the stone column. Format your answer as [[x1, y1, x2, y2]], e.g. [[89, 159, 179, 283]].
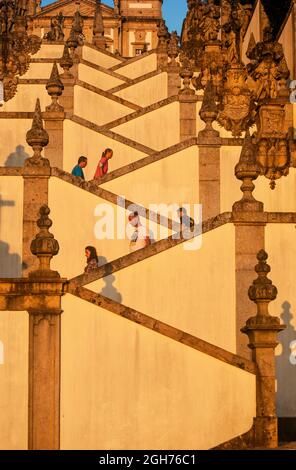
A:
[[93, 0, 107, 49], [28, 308, 62, 450], [242, 250, 285, 448], [167, 31, 181, 97], [59, 45, 75, 114], [179, 64, 197, 141], [27, 205, 64, 450], [23, 99, 50, 275], [232, 133, 266, 357], [44, 62, 65, 168], [198, 80, 221, 219], [156, 20, 169, 70]]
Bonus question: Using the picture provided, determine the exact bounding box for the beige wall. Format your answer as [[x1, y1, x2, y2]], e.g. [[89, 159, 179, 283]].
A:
[[63, 119, 147, 176], [82, 45, 122, 69], [0, 120, 31, 166], [220, 146, 296, 213], [33, 44, 65, 60], [115, 72, 168, 107], [266, 225, 296, 417], [0, 177, 23, 277], [102, 146, 199, 209], [93, 224, 236, 352], [49, 178, 135, 278], [114, 53, 157, 79], [254, 168, 296, 212], [0, 311, 28, 450], [22, 62, 63, 80], [74, 86, 133, 126], [60, 294, 255, 450], [113, 102, 180, 151], [78, 64, 124, 91], [0, 84, 50, 113]]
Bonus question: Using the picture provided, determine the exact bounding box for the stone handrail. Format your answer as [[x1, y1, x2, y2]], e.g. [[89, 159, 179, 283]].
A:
[[68, 212, 233, 288], [69, 286, 257, 375]]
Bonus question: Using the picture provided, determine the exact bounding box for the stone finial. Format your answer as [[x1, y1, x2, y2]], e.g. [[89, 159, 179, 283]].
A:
[[25, 99, 49, 166], [232, 131, 263, 212], [29, 205, 60, 279], [242, 249, 285, 332], [66, 27, 78, 55], [46, 62, 64, 112], [241, 249, 285, 449], [114, 0, 119, 15], [60, 45, 74, 77], [199, 80, 218, 132], [157, 19, 169, 47], [167, 31, 180, 67], [179, 56, 194, 96], [93, 0, 106, 49]]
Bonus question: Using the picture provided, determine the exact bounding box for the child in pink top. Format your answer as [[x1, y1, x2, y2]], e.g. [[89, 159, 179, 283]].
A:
[[94, 148, 113, 179]]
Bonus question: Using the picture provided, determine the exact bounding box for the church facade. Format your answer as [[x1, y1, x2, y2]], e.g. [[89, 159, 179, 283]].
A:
[[28, 0, 163, 56]]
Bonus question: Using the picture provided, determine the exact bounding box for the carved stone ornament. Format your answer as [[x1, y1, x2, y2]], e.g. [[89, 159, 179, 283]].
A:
[[192, 42, 224, 94], [255, 104, 290, 189], [246, 26, 290, 102], [30, 205, 60, 279], [25, 98, 50, 167], [217, 63, 256, 137], [93, 0, 106, 49], [182, 0, 221, 66], [0, 1, 41, 101], [46, 61, 64, 112], [167, 31, 180, 67], [44, 12, 65, 42], [72, 7, 85, 46]]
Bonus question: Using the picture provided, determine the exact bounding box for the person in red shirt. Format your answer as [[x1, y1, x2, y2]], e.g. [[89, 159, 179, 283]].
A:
[[93, 148, 113, 179]]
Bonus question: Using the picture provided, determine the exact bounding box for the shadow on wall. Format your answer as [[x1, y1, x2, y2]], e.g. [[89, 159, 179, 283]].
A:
[[0, 241, 22, 278], [99, 256, 122, 304], [0, 195, 23, 278], [276, 301, 296, 417], [5, 145, 29, 167]]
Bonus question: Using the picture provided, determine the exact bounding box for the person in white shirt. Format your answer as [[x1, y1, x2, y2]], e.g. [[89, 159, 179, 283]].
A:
[[128, 211, 154, 253]]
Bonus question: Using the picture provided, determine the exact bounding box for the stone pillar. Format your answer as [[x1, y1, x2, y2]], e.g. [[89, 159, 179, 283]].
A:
[[44, 62, 65, 168], [59, 45, 75, 114], [167, 31, 180, 97], [242, 250, 285, 448], [27, 205, 64, 450], [28, 308, 62, 450], [179, 64, 197, 141], [179, 94, 198, 141], [156, 20, 169, 70], [23, 99, 50, 275], [93, 0, 107, 49], [198, 80, 221, 219], [232, 133, 265, 357]]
